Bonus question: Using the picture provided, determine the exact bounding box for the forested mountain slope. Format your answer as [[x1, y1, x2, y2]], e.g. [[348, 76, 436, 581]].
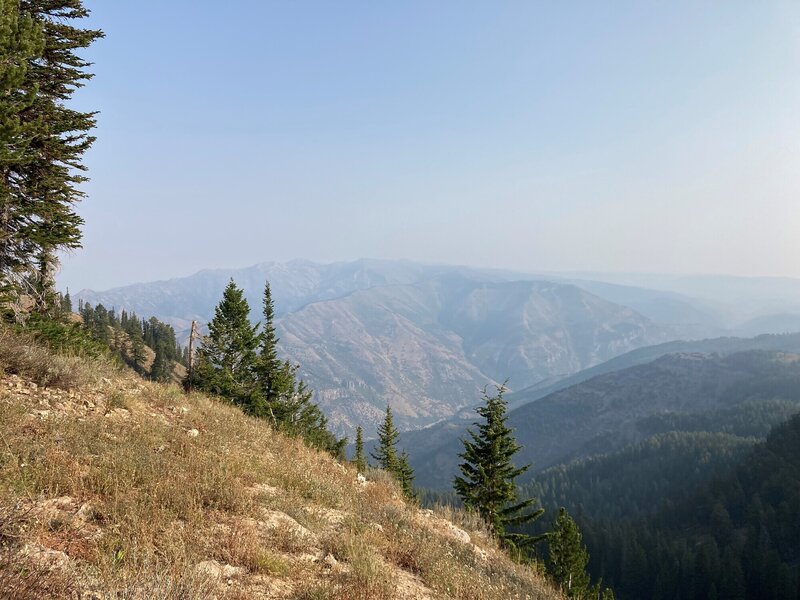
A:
[[530, 413, 800, 599], [410, 350, 800, 488], [509, 331, 800, 407]]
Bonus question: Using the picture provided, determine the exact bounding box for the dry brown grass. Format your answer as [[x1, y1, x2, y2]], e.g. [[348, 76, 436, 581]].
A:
[[0, 333, 562, 600], [0, 327, 116, 389], [0, 503, 77, 600]]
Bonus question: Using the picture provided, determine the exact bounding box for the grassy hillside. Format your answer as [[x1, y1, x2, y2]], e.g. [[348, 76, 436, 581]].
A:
[[0, 328, 561, 600]]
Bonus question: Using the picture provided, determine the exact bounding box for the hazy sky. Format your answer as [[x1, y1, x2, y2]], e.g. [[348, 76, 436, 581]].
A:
[[60, 1, 800, 291]]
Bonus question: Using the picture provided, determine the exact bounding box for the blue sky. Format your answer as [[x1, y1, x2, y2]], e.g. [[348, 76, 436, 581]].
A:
[[61, 1, 800, 291]]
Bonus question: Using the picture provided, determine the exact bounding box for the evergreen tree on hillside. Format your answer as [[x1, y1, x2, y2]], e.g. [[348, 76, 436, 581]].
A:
[[150, 343, 173, 383], [548, 507, 591, 598], [273, 363, 345, 456], [60, 289, 72, 313], [3, 1, 102, 312], [371, 405, 415, 498], [371, 405, 400, 471], [454, 385, 544, 552], [250, 280, 345, 456], [397, 450, 415, 499], [192, 280, 259, 407], [354, 426, 367, 474], [253, 281, 284, 420], [0, 0, 44, 310]]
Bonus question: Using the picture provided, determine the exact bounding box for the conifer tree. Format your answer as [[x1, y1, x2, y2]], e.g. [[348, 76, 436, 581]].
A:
[[370, 405, 415, 497], [17, 1, 103, 310], [0, 0, 43, 308], [253, 280, 284, 421], [354, 426, 367, 474], [61, 289, 72, 313], [454, 385, 544, 551], [0, 1, 101, 312], [371, 405, 399, 472], [548, 507, 591, 598], [192, 280, 259, 407], [397, 450, 415, 499], [250, 280, 344, 456], [150, 346, 171, 383]]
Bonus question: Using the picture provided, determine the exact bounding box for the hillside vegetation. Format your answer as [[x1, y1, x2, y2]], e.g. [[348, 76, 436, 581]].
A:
[[527, 414, 800, 599], [410, 349, 800, 488], [0, 328, 561, 600]]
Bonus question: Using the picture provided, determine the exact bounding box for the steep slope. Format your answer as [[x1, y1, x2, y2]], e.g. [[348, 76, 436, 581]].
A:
[[561, 279, 726, 333], [410, 350, 800, 489], [523, 431, 758, 523], [511, 349, 800, 467], [0, 329, 561, 600], [559, 413, 800, 599], [510, 331, 800, 406], [279, 277, 668, 435], [397, 332, 800, 484]]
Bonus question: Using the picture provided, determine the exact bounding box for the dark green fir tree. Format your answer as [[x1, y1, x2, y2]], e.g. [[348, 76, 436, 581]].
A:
[[14, 1, 102, 312], [371, 405, 399, 472], [454, 385, 544, 552], [252, 280, 345, 456], [191, 279, 259, 407], [0, 0, 44, 310], [548, 507, 591, 598], [253, 280, 282, 420], [354, 425, 367, 474], [61, 289, 72, 313], [397, 450, 415, 499], [370, 405, 414, 498]]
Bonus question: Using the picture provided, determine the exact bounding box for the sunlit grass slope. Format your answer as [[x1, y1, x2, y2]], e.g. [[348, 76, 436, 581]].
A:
[[0, 327, 561, 600]]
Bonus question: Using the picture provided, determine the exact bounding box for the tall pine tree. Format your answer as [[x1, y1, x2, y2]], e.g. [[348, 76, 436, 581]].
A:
[[192, 280, 259, 407], [454, 385, 544, 552], [0, 0, 43, 310], [354, 425, 367, 474], [253, 280, 282, 420], [396, 449, 415, 499], [371, 405, 399, 472], [252, 280, 344, 455], [1, 1, 102, 312], [548, 507, 591, 598], [371, 405, 414, 498]]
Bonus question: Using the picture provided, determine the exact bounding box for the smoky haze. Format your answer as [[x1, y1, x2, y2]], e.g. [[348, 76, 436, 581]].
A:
[[60, 1, 800, 292]]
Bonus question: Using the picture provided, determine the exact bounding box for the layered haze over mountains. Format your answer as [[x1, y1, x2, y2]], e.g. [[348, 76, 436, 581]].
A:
[[75, 259, 800, 437]]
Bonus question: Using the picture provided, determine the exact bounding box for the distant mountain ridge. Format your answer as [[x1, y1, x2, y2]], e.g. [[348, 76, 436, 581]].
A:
[[75, 260, 800, 437], [76, 259, 675, 435], [277, 276, 669, 433]]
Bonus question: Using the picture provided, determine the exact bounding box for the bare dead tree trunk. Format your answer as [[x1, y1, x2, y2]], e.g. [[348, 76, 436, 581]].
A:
[[186, 320, 198, 394]]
